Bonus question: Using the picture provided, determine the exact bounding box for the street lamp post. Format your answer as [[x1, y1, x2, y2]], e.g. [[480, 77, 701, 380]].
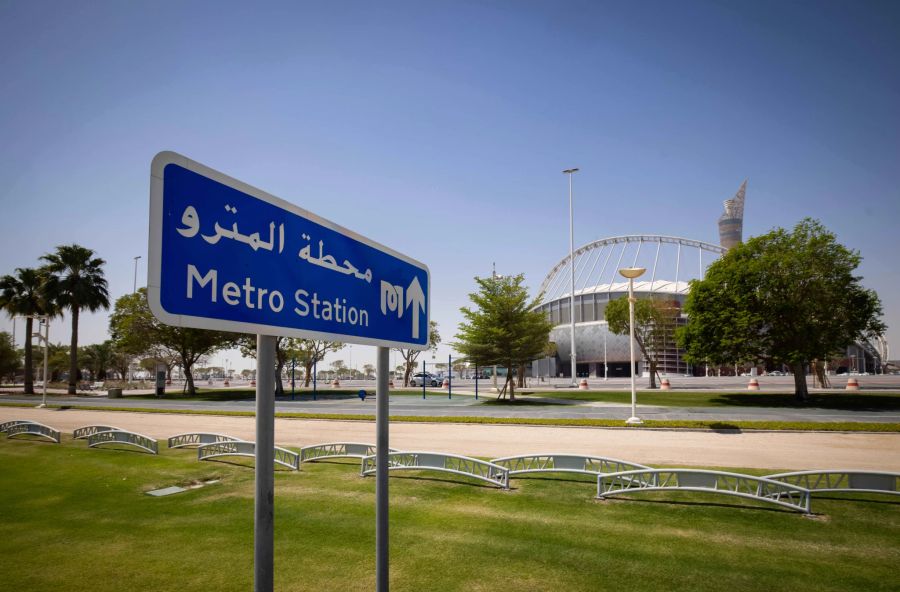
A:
[[133, 255, 142, 293], [619, 267, 646, 424], [28, 315, 50, 408], [563, 168, 579, 386]]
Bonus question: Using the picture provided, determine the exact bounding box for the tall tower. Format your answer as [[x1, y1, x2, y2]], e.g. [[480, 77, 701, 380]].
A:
[[718, 180, 747, 249]]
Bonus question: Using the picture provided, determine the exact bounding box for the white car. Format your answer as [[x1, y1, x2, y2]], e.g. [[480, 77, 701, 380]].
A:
[[409, 372, 439, 387]]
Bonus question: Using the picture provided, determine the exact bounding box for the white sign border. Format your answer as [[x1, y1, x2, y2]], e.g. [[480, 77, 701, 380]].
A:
[[148, 150, 430, 350]]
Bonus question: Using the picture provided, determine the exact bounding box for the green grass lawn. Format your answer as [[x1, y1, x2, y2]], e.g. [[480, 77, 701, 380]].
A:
[[1, 436, 898, 591], [126, 388, 451, 401], [517, 389, 900, 410]]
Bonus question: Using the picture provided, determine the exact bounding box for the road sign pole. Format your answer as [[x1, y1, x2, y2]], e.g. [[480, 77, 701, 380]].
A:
[[475, 365, 478, 400], [375, 346, 390, 592], [313, 358, 317, 401], [255, 334, 276, 592], [422, 360, 426, 399]]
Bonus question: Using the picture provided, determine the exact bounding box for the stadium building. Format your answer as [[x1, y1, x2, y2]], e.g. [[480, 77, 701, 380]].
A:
[[532, 180, 889, 378], [532, 183, 744, 379]]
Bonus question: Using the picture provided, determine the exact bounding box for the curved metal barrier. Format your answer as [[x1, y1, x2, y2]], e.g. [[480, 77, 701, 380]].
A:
[[1, 419, 31, 433], [88, 430, 158, 454], [361, 451, 509, 489], [168, 432, 243, 449], [300, 442, 398, 463], [6, 421, 60, 443], [197, 440, 299, 470], [765, 470, 900, 497], [490, 453, 650, 478], [73, 425, 122, 440], [597, 469, 811, 513]]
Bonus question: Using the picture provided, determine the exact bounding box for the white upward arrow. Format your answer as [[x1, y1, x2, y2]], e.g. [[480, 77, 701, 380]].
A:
[[405, 276, 426, 340]]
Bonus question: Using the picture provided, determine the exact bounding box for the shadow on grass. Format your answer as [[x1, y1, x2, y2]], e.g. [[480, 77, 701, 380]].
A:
[[707, 423, 743, 433], [200, 458, 297, 471], [710, 393, 900, 411], [601, 496, 800, 514], [388, 473, 509, 490], [88, 445, 155, 455], [813, 495, 900, 506], [480, 398, 579, 407], [509, 474, 597, 485]]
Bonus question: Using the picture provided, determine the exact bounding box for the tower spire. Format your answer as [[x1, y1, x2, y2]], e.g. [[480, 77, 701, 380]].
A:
[[718, 180, 747, 249]]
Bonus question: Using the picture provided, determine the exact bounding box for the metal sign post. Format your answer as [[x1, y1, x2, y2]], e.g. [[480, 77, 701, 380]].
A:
[[375, 346, 389, 591], [255, 335, 276, 592], [148, 151, 429, 592]]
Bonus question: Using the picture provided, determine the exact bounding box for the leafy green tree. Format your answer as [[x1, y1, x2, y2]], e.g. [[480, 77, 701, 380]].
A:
[[454, 274, 552, 400], [238, 336, 336, 394], [294, 340, 344, 387], [0, 267, 55, 393], [362, 363, 375, 379], [605, 296, 680, 389], [44, 342, 70, 382], [678, 218, 885, 401], [40, 244, 110, 394], [80, 340, 116, 381], [108, 289, 237, 395], [393, 321, 440, 386], [0, 331, 19, 382]]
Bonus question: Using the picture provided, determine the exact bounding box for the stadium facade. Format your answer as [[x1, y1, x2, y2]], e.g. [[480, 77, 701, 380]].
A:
[[532, 183, 743, 378], [532, 180, 889, 378]]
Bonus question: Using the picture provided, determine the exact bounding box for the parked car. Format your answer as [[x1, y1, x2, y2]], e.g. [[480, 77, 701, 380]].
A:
[[768, 370, 785, 376], [409, 372, 439, 387]]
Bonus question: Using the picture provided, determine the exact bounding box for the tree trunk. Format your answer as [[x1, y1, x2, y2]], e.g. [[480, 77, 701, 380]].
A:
[[275, 359, 285, 395], [304, 361, 313, 387], [507, 365, 515, 401], [403, 361, 414, 387], [23, 317, 34, 394], [649, 359, 658, 389], [185, 364, 196, 396], [791, 363, 808, 402], [68, 307, 79, 394]]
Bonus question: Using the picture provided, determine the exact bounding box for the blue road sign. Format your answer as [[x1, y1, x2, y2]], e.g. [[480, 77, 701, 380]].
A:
[[148, 151, 430, 349]]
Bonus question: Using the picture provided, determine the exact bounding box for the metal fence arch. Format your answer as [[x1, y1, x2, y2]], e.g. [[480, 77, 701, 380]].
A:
[[167, 432, 243, 449], [765, 470, 900, 497], [300, 442, 397, 463], [361, 451, 509, 489], [74, 425, 123, 440], [597, 469, 811, 513], [6, 421, 60, 443], [490, 453, 650, 478], [88, 430, 159, 455], [198, 440, 299, 470]]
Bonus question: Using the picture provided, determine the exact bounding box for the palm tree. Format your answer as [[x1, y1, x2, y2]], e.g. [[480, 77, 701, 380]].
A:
[[0, 268, 53, 394], [41, 244, 110, 394]]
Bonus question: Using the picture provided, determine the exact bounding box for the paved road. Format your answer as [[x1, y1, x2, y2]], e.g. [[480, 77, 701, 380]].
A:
[[3, 389, 899, 423], [2, 407, 898, 471]]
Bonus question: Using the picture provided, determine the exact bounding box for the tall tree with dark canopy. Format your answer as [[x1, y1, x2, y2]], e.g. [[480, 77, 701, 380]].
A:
[[40, 244, 110, 394], [393, 321, 440, 386], [678, 219, 884, 401], [454, 273, 552, 400], [606, 296, 680, 389], [0, 331, 19, 383], [0, 267, 56, 393], [109, 289, 237, 395]]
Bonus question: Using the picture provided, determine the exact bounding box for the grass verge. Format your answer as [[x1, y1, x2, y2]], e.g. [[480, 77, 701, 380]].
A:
[[517, 390, 900, 410], [1, 436, 898, 591], [1, 401, 898, 432]]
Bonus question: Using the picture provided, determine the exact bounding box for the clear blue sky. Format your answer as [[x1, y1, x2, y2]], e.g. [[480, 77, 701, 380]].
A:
[[1, 0, 898, 372]]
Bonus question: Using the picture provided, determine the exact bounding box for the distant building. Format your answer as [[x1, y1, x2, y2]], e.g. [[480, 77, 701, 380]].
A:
[[533, 183, 746, 378], [718, 180, 746, 250]]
